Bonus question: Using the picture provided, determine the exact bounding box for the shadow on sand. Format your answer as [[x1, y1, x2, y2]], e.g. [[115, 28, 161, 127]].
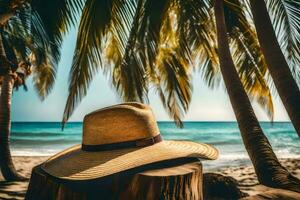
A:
[[0, 180, 28, 200]]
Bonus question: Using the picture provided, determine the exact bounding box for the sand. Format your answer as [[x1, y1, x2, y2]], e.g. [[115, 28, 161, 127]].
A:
[[211, 158, 300, 197], [0, 156, 46, 200], [0, 156, 299, 199]]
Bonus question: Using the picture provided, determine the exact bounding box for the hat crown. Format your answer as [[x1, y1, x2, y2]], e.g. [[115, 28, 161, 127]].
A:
[[82, 103, 160, 146]]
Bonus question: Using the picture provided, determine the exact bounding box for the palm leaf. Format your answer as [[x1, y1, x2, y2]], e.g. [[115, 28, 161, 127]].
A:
[[30, 0, 84, 64], [62, 0, 137, 125], [136, 0, 171, 72], [224, 0, 274, 120], [110, 0, 148, 102], [152, 7, 193, 127], [155, 48, 192, 127], [176, 0, 220, 88], [266, 0, 300, 83], [2, 3, 58, 99], [31, 58, 56, 99]]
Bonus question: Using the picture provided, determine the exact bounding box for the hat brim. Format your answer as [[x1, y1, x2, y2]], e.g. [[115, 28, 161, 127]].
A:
[[41, 140, 218, 180]]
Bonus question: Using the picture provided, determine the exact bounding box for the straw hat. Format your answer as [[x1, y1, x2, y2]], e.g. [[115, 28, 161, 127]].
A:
[[42, 103, 218, 180]]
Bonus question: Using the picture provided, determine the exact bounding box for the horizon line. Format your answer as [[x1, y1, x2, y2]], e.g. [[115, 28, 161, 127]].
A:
[[11, 120, 292, 123]]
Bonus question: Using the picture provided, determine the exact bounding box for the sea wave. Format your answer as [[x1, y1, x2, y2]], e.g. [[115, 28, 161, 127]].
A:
[[11, 131, 81, 136], [9, 122, 300, 166], [11, 138, 79, 145], [12, 148, 67, 156], [12, 148, 300, 159]]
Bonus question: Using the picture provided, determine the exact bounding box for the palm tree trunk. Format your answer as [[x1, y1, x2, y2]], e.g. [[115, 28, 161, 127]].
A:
[[0, 74, 25, 181], [214, 0, 300, 192], [249, 0, 300, 137], [0, 35, 24, 181]]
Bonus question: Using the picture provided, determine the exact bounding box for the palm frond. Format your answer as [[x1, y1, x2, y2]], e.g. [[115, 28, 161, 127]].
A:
[[30, 0, 84, 64], [2, 7, 31, 62], [31, 58, 56, 99], [136, 0, 171, 71], [224, 0, 274, 120], [176, 0, 220, 88], [62, 0, 136, 125], [230, 31, 274, 120], [155, 48, 192, 127], [266, 0, 300, 83], [105, 0, 172, 111], [110, 0, 148, 102], [28, 40, 57, 99], [2, 3, 58, 99], [105, 0, 174, 109], [152, 7, 193, 127]]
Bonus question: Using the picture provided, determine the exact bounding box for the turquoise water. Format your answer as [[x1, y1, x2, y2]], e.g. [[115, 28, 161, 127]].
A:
[[11, 122, 300, 168]]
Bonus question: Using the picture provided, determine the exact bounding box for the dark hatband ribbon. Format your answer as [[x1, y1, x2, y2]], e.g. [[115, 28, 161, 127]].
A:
[[82, 134, 162, 152]]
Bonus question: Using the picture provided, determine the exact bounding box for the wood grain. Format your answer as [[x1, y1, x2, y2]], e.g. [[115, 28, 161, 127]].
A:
[[26, 159, 202, 200]]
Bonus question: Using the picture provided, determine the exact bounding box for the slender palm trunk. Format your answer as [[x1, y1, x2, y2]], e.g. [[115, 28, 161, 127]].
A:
[[0, 74, 24, 181], [214, 0, 300, 192], [0, 35, 24, 181], [249, 0, 300, 137]]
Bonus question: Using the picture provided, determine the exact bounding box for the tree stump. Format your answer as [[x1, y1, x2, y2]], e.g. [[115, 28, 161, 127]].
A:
[[26, 158, 203, 200]]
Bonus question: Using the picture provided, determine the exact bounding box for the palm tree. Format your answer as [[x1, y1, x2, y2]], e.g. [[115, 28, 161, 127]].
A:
[[0, 34, 22, 181], [36, 0, 299, 191], [175, 0, 275, 119], [212, 0, 300, 138], [0, 1, 59, 181], [214, 0, 300, 191], [59, 0, 273, 127], [61, 0, 185, 126], [247, 0, 300, 137]]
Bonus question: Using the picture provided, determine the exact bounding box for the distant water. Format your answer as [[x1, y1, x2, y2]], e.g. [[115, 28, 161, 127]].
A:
[[11, 122, 300, 169]]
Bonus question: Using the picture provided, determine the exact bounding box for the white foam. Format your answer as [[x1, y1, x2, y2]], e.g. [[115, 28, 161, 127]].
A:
[[213, 151, 300, 161], [12, 149, 61, 156]]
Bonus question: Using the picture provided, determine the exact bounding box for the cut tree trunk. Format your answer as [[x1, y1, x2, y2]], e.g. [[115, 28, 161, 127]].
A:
[[249, 0, 300, 137], [26, 159, 203, 200], [214, 0, 300, 192]]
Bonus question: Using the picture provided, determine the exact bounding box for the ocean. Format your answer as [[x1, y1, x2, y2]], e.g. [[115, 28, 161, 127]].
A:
[[11, 122, 300, 169]]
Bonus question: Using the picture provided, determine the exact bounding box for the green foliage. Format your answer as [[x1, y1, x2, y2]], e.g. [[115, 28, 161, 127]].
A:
[[31, 0, 296, 126], [31, 0, 84, 63], [266, 0, 300, 83], [0, 0, 62, 99], [62, 0, 115, 125], [224, 0, 274, 120]]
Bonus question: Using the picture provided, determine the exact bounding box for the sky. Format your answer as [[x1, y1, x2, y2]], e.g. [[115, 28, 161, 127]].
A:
[[11, 27, 290, 122]]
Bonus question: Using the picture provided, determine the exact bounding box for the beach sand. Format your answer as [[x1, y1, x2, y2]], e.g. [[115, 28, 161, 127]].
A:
[[0, 156, 46, 200], [0, 157, 299, 199], [209, 158, 300, 197]]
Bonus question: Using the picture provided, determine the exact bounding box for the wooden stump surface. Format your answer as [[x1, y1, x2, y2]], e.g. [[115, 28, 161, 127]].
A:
[[25, 158, 203, 200]]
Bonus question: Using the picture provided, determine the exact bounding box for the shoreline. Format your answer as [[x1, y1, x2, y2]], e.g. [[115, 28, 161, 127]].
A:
[[0, 157, 299, 199]]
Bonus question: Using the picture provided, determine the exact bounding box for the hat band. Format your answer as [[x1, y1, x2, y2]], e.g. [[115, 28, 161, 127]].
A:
[[81, 134, 162, 152]]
